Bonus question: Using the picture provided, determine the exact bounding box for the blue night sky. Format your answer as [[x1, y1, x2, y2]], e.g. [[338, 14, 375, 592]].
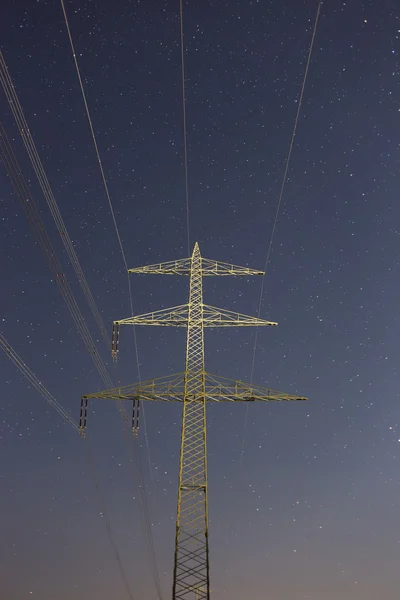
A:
[[1, 1, 400, 599]]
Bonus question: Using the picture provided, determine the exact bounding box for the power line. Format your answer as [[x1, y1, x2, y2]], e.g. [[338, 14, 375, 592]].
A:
[[84, 440, 136, 600], [1, 113, 163, 598], [0, 333, 81, 434], [113, 356, 164, 600], [221, 2, 323, 586], [250, 0, 322, 384], [238, 0, 322, 471], [0, 122, 113, 389], [58, 0, 142, 383], [59, 0, 130, 275], [1, 39, 154, 593], [179, 0, 191, 256], [133, 434, 164, 599], [0, 50, 110, 348], [0, 106, 136, 595], [0, 334, 136, 599], [59, 4, 163, 598]]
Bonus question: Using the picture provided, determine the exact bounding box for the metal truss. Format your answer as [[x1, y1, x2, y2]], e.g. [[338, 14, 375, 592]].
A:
[[128, 257, 264, 276], [114, 304, 278, 327], [81, 242, 307, 600], [81, 371, 306, 405]]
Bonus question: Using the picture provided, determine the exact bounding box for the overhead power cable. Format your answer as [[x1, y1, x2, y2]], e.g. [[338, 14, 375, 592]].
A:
[[59, 4, 163, 598], [0, 45, 138, 595], [0, 333, 136, 600], [119, 419, 164, 600], [59, 0, 141, 379], [222, 1, 323, 586], [84, 441, 136, 600], [0, 333, 80, 434], [0, 122, 113, 390], [241, 0, 322, 465], [250, 0, 322, 383], [0, 50, 110, 348], [59, 1, 130, 274], [179, 0, 191, 255]]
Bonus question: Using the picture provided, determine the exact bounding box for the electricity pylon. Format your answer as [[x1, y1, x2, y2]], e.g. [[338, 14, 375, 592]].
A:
[[79, 243, 307, 600]]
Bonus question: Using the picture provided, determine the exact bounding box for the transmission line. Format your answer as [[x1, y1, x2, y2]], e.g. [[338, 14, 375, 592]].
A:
[[0, 50, 110, 348], [250, 0, 322, 383], [59, 4, 163, 597], [58, 0, 140, 379], [127, 429, 164, 600], [84, 440, 136, 600], [60, 0, 128, 271], [179, 0, 191, 256], [220, 1, 323, 587], [240, 0, 322, 454], [0, 123, 113, 389], [0, 334, 136, 599], [58, 0, 154, 490], [0, 45, 149, 593], [0, 333, 80, 434]]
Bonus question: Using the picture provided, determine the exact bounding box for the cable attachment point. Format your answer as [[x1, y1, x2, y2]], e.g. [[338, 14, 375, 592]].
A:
[[111, 322, 120, 362], [132, 397, 140, 437], [79, 397, 88, 432]]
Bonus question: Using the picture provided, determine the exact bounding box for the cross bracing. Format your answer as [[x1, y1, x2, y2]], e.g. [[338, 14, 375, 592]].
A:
[[81, 242, 307, 600], [128, 257, 264, 276], [112, 304, 278, 329], [81, 371, 306, 404]]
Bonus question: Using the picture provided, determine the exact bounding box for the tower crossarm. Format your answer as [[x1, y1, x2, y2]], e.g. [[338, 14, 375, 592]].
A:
[[79, 372, 186, 430], [82, 373, 186, 403], [127, 253, 264, 277], [200, 257, 263, 276], [128, 258, 192, 276], [202, 305, 277, 327], [113, 304, 276, 329], [111, 304, 277, 356], [115, 304, 189, 327], [203, 372, 307, 402], [80, 371, 307, 411]]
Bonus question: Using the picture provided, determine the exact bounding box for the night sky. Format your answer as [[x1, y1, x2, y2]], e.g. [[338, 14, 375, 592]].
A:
[[1, 0, 400, 598]]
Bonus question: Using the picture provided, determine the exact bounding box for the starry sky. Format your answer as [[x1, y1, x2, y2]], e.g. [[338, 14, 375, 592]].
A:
[[1, 0, 400, 598]]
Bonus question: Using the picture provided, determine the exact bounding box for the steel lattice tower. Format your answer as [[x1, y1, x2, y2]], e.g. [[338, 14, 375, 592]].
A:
[[79, 243, 307, 600]]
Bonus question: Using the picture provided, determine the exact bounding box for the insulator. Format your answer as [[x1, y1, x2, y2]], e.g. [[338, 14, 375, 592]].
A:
[[136, 399, 140, 431], [83, 398, 88, 428], [111, 323, 120, 362], [132, 398, 140, 436], [79, 397, 84, 428], [79, 397, 88, 431], [79, 398, 83, 429], [111, 323, 116, 353], [115, 324, 120, 352]]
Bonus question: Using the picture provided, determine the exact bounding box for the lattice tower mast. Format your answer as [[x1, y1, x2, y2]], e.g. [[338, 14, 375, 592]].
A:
[[80, 243, 307, 600]]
